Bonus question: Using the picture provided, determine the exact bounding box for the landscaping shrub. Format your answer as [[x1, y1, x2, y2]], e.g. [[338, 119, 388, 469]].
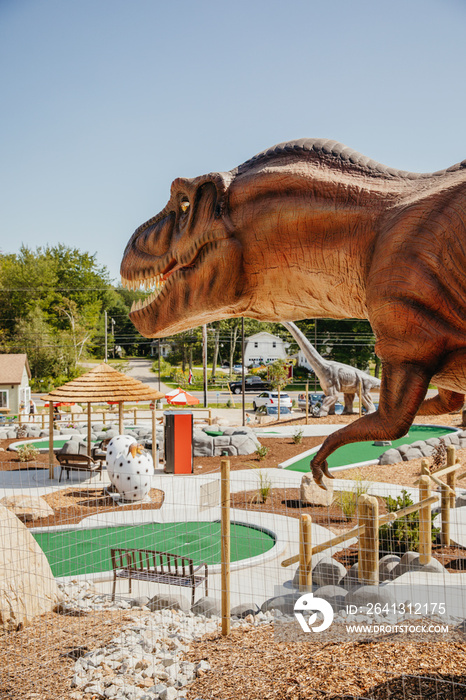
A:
[[378, 489, 440, 553], [255, 445, 269, 461], [17, 444, 40, 462], [255, 470, 273, 503], [336, 476, 371, 521]]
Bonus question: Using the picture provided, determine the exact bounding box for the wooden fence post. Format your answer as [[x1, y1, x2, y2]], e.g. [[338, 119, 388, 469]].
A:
[[221, 459, 231, 636], [418, 475, 432, 564], [358, 494, 379, 585], [446, 446, 456, 508], [305, 382, 309, 424], [299, 514, 312, 591], [133, 408, 137, 425], [441, 482, 451, 546]]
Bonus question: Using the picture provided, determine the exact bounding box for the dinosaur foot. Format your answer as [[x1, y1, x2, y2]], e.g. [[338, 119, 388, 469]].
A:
[[310, 459, 334, 490]]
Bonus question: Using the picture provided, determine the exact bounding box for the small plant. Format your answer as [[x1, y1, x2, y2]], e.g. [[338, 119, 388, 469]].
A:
[[226, 399, 233, 409], [256, 469, 273, 503], [17, 444, 40, 462], [292, 428, 304, 444], [255, 445, 269, 461], [378, 489, 440, 553], [429, 438, 447, 473], [336, 475, 372, 521]]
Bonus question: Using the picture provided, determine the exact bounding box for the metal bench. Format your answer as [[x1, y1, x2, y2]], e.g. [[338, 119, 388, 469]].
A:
[[110, 547, 208, 605], [56, 453, 103, 482]]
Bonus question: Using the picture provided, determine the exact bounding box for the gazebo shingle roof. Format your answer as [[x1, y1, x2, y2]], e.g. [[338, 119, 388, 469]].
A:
[[41, 363, 164, 403]]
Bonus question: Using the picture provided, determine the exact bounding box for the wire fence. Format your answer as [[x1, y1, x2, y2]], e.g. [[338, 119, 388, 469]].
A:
[[1, 420, 466, 699]]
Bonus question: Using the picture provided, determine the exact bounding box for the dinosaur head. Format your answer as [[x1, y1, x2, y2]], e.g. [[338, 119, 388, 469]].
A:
[[120, 171, 246, 337]]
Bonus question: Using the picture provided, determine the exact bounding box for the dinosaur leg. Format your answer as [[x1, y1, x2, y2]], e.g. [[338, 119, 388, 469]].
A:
[[311, 362, 431, 488], [343, 393, 355, 415], [417, 389, 465, 416], [361, 392, 377, 414], [318, 393, 337, 417]]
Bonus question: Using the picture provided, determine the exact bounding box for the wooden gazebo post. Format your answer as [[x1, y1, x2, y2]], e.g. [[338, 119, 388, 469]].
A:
[[118, 402, 124, 435], [151, 405, 157, 469], [87, 403, 92, 458], [48, 401, 54, 479]]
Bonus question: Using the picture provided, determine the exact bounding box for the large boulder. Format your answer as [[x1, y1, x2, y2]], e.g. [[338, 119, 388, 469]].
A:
[[300, 474, 333, 506], [313, 585, 349, 612], [0, 505, 61, 631], [312, 556, 347, 587], [191, 597, 221, 618], [147, 594, 190, 613], [379, 449, 402, 465], [231, 435, 260, 455], [193, 431, 213, 457], [345, 585, 396, 608], [0, 495, 54, 522], [402, 448, 423, 461], [261, 592, 301, 614]]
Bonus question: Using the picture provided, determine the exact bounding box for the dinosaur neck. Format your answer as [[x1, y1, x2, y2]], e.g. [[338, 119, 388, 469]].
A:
[[282, 322, 329, 378], [228, 158, 413, 322]]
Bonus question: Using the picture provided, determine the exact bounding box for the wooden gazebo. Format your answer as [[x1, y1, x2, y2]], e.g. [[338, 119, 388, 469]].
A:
[[41, 363, 164, 479]]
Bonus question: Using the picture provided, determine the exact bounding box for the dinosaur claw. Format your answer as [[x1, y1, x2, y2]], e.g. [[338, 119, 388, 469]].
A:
[[322, 461, 335, 480], [310, 460, 328, 491]]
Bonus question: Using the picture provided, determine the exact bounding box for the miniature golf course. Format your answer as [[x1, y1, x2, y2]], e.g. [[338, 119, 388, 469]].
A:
[[33, 521, 276, 578], [284, 425, 457, 472]]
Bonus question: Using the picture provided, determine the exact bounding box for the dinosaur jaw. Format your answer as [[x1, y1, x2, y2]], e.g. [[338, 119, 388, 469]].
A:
[[121, 238, 244, 337]]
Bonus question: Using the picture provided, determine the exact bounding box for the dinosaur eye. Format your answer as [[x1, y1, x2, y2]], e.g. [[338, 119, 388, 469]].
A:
[[180, 199, 190, 213]]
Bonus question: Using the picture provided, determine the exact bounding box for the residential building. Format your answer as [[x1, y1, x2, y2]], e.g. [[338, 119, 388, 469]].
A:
[[0, 354, 31, 416]]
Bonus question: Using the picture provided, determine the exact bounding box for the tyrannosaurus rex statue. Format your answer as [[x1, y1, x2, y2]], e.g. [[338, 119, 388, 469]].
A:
[[121, 138, 466, 487]]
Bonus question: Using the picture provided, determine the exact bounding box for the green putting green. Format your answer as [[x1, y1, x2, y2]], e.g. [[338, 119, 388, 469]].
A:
[[284, 425, 458, 472], [33, 521, 275, 578]]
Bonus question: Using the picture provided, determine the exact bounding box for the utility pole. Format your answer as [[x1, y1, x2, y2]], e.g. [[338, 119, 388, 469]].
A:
[[104, 310, 108, 362], [111, 318, 115, 358], [241, 317, 245, 426], [158, 339, 161, 391], [203, 324, 208, 408]]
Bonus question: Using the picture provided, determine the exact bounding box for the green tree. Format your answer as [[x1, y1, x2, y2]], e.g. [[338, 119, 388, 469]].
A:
[[267, 359, 290, 420]]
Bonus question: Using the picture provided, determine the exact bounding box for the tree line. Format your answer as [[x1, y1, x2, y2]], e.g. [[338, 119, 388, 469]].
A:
[[0, 245, 377, 389]]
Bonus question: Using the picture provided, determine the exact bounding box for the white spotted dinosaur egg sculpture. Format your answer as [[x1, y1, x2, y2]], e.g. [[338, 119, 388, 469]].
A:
[[106, 435, 137, 485], [111, 443, 154, 501]]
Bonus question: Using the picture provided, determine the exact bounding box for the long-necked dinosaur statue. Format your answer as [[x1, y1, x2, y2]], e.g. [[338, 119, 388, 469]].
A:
[[282, 321, 381, 415], [121, 138, 466, 487]]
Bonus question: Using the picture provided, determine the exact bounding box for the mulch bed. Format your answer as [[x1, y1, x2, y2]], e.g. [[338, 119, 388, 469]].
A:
[[0, 609, 143, 700], [23, 485, 165, 528], [186, 626, 466, 700], [231, 487, 388, 532]]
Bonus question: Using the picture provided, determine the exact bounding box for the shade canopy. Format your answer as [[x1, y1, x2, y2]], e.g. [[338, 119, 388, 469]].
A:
[[166, 388, 200, 406], [41, 363, 165, 404]]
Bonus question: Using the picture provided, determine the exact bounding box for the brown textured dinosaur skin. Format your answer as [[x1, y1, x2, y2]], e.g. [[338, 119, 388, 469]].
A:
[[121, 139, 466, 486]]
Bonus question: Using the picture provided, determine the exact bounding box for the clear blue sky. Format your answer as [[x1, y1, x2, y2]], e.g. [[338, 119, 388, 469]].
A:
[[1, 0, 465, 283]]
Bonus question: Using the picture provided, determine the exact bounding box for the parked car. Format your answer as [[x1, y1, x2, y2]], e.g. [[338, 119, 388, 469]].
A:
[[257, 405, 292, 416], [233, 364, 243, 373], [228, 376, 271, 394], [297, 392, 325, 410], [252, 391, 293, 411], [297, 391, 344, 415]]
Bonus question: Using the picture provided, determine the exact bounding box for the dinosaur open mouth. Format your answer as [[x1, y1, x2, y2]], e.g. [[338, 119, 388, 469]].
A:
[[120, 240, 223, 317]]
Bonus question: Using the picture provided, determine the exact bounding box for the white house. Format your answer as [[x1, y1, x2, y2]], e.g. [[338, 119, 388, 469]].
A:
[[244, 332, 289, 366], [150, 340, 173, 358], [0, 354, 31, 416]]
